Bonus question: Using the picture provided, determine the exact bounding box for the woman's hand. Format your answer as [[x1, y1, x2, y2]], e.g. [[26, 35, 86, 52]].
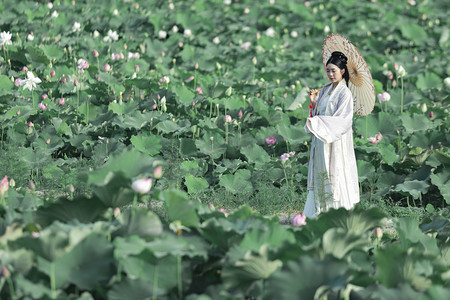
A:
[[309, 89, 319, 106]]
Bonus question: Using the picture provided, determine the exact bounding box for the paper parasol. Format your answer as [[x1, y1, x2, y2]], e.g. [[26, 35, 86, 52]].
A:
[[322, 34, 375, 116]]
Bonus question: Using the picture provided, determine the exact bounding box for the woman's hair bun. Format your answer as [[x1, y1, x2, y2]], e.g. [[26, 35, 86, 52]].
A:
[[331, 51, 348, 64]]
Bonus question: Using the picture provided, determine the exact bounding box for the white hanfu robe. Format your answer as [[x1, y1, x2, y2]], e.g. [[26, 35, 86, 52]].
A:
[[302, 80, 360, 218]]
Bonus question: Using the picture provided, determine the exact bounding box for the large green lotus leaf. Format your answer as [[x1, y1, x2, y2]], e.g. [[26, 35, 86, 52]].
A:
[[251, 98, 270, 120], [107, 278, 154, 300], [225, 95, 248, 110], [322, 228, 368, 259], [115, 208, 163, 240], [0, 75, 14, 92], [184, 174, 209, 195], [25, 46, 50, 65], [375, 244, 432, 291], [174, 85, 195, 106], [108, 101, 138, 116], [219, 169, 253, 195], [264, 256, 350, 300], [410, 131, 445, 149], [41, 45, 64, 60], [199, 218, 246, 250], [286, 87, 309, 111], [114, 236, 149, 259], [161, 190, 199, 228], [87, 150, 155, 186], [14, 274, 53, 299], [430, 172, 450, 204], [420, 216, 450, 240], [0, 248, 33, 275], [222, 244, 282, 291], [195, 132, 227, 159], [379, 143, 400, 166], [399, 114, 434, 134], [400, 24, 428, 45], [11, 224, 69, 261], [130, 133, 162, 156], [52, 118, 73, 137], [34, 196, 107, 226], [115, 111, 152, 129], [91, 172, 134, 207], [352, 283, 422, 300], [354, 112, 401, 139], [240, 144, 270, 166], [120, 251, 178, 291], [307, 207, 387, 236], [156, 119, 180, 134], [419, 286, 450, 300], [38, 233, 114, 290], [394, 179, 430, 200], [357, 159, 377, 183], [180, 138, 198, 156], [416, 72, 442, 90], [237, 221, 295, 255], [120, 59, 150, 76], [395, 217, 440, 256], [19, 146, 51, 166]]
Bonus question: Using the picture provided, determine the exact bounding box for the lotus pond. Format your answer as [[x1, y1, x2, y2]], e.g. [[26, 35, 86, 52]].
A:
[[0, 0, 449, 299]]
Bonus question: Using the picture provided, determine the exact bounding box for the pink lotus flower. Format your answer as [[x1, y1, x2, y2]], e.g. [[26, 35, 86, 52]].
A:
[[429, 111, 434, 118], [22, 66, 28, 72], [76, 58, 89, 74], [61, 77, 67, 83], [50, 70, 56, 77], [291, 214, 306, 227], [131, 178, 153, 194], [368, 132, 383, 144], [58, 98, 65, 105], [38, 102, 46, 111], [377, 92, 391, 103], [219, 208, 228, 217], [93, 49, 99, 57], [104, 63, 111, 71], [240, 41, 251, 50], [280, 153, 290, 162], [74, 79, 78, 86], [265, 136, 277, 146], [46, 138, 51, 144], [223, 115, 233, 123], [195, 87, 203, 95], [42, 93, 48, 100], [14, 78, 22, 86], [0, 176, 8, 196]]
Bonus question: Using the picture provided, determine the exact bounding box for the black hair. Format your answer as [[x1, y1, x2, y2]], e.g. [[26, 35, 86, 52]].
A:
[[326, 51, 350, 86]]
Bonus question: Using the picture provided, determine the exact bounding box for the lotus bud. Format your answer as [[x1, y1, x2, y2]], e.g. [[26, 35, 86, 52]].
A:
[[58, 98, 65, 105], [131, 178, 153, 194], [374, 227, 383, 239], [226, 86, 232, 97], [0, 176, 8, 196], [194, 62, 199, 69], [219, 208, 228, 217], [421, 103, 427, 113], [444, 77, 450, 87], [1, 266, 10, 278], [93, 49, 99, 57], [238, 109, 243, 119], [46, 138, 50, 144], [208, 203, 215, 210], [134, 65, 140, 72], [153, 166, 162, 179], [14, 78, 22, 86], [42, 94, 48, 100], [61, 77, 67, 83], [110, 208, 120, 219], [74, 79, 78, 86], [69, 184, 75, 193], [223, 115, 232, 123], [392, 79, 397, 87], [252, 56, 257, 65], [22, 66, 28, 72], [29, 180, 35, 190], [397, 65, 407, 78], [429, 111, 434, 118], [104, 63, 111, 72]]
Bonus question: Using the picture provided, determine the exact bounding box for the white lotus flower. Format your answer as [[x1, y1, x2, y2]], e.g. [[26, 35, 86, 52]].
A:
[[51, 11, 59, 18], [72, 22, 81, 32], [27, 33, 34, 41], [113, 9, 119, 15], [265, 27, 275, 37], [290, 31, 298, 38], [22, 71, 41, 91], [324, 25, 330, 33], [444, 77, 450, 87], [131, 178, 153, 194], [93, 30, 100, 38], [103, 30, 119, 42], [223, 0, 232, 5], [0, 31, 12, 46], [184, 29, 192, 37], [172, 25, 179, 33], [47, 2, 53, 9], [397, 65, 407, 78], [158, 30, 167, 39], [213, 36, 220, 44]]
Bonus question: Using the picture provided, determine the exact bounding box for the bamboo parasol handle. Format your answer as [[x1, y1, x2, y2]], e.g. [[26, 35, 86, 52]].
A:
[[309, 83, 332, 95]]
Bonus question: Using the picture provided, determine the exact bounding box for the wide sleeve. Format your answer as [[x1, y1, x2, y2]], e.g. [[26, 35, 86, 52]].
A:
[[305, 88, 353, 144]]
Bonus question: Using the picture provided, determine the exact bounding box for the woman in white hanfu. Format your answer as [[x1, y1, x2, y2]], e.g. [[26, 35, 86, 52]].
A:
[[302, 51, 360, 218]]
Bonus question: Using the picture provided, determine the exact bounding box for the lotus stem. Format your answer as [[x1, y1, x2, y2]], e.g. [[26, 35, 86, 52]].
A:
[[400, 76, 404, 114], [177, 255, 183, 299], [152, 264, 159, 300], [50, 262, 56, 299]]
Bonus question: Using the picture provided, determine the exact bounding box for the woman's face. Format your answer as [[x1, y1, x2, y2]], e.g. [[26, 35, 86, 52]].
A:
[[326, 63, 345, 84]]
